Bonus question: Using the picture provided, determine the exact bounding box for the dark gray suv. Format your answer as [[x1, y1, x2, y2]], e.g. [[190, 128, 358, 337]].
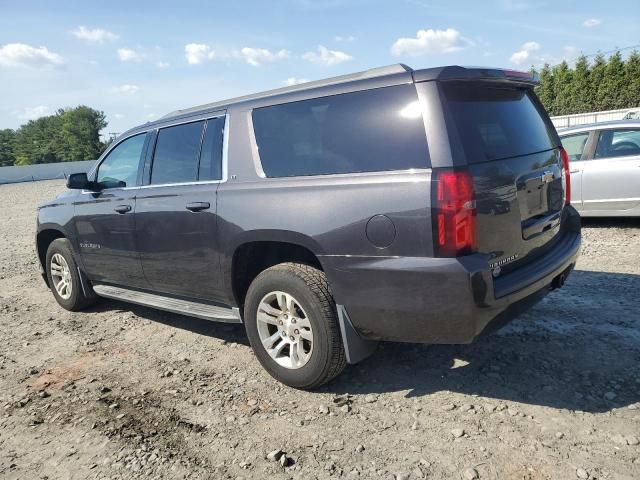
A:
[[36, 64, 581, 389]]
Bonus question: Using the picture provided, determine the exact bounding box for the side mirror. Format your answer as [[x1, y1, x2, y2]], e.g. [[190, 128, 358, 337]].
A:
[[66, 172, 97, 190]]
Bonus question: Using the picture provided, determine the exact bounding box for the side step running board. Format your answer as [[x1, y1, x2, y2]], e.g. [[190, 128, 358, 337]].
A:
[[93, 285, 242, 323]]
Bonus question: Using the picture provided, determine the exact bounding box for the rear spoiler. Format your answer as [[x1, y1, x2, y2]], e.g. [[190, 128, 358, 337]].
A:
[[412, 66, 539, 86]]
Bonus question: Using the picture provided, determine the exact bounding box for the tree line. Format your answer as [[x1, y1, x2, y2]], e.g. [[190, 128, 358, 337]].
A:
[[533, 50, 640, 117], [0, 106, 108, 167]]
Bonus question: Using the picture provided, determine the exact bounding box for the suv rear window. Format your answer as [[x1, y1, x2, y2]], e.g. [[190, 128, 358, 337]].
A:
[[442, 83, 556, 163], [252, 84, 429, 177]]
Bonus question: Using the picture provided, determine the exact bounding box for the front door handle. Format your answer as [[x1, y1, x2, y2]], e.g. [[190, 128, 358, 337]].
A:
[[114, 204, 132, 214], [185, 201, 211, 212], [570, 169, 580, 174]]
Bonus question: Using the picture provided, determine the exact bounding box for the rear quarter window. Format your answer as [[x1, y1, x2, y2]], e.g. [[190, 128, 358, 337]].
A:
[[252, 84, 429, 177], [442, 83, 557, 163], [150, 120, 205, 185]]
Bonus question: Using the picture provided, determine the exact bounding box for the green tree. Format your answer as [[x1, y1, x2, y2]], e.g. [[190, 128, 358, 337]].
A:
[[535, 64, 555, 114], [58, 106, 108, 161], [552, 61, 573, 115], [597, 51, 626, 110], [0, 129, 15, 166], [589, 54, 607, 111], [624, 50, 640, 108], [13, 115, 62, 165], [570, 55, 591, 113], [9, 105, 108, 165], [532, 51, 640, 115]]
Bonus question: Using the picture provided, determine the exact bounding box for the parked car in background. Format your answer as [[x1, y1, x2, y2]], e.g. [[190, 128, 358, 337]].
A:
[[622, 110, 640, 120], [36, 64, 581, 389], [559, 120, 640, 217]]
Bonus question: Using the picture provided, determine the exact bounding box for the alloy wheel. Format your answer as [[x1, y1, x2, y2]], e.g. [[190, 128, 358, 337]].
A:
[[50, 253, 72, 300], [256, 291, 313, 369]]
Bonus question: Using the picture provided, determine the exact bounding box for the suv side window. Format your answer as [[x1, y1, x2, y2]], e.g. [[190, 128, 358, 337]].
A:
[[595, 129, 640, 159], [96, 133, 146, 189], [561, 132, 589, 161], [150, 120, 205, 185], [198, 116, 225, 181], [252, 84, 429, 177]]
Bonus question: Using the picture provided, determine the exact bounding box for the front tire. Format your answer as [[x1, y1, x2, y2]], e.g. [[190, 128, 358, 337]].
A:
[[46, 238, 97, 311], [244, 263, 346, 389]]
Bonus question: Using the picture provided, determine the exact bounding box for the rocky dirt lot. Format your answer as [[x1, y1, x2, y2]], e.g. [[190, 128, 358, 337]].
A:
[[1, 180, 639, 480]]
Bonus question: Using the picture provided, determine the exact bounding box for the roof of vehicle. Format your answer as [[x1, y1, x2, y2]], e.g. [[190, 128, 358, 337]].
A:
[[557, 119, 640, 135], [159, 64, 413, 122], [119, 64, 536, 138]]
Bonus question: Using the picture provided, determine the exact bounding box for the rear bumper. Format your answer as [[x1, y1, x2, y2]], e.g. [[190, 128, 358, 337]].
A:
[[321, 206, 581, 344]]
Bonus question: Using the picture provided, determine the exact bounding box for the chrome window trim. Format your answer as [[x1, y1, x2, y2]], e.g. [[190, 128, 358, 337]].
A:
[[247, 110, 266, 178], [251, 167, 433, 182], [221, 112, 230, 182], [247, 85, 433, 181], [85, 113, 229, 193]]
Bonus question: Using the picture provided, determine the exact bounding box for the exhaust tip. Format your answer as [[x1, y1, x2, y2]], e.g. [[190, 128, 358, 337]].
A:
[[552, 272, 566, 290]]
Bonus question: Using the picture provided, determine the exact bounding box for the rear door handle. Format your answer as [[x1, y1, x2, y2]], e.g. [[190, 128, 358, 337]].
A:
[[185, 201, 211, 212], [114, 204, 132, 214], [570, 169, 580, 174]]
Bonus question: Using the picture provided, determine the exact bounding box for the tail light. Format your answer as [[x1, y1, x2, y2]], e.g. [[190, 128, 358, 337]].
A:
[[559, 147, 571, 205], [433, 169, 477, 257]]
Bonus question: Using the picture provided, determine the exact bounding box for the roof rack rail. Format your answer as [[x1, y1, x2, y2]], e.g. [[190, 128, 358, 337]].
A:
[[161, 63, 413, 120]]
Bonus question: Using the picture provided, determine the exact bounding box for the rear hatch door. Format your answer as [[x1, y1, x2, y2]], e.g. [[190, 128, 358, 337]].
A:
[[440, 80, 565, 277]]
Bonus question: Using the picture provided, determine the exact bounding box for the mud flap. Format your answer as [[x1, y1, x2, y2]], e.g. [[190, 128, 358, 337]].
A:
[[336, 304, 378, 364]]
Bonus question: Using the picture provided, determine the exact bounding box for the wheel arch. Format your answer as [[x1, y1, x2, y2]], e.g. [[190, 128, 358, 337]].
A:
[[228, 231, 326, 309], [36, 227, 69, 285]]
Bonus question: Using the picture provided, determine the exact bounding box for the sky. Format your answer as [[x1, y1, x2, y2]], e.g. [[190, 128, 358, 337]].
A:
[[0, 0, 638, 137]]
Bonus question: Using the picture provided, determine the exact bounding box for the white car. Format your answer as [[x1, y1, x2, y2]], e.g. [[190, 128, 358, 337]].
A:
[[559, 120, 640, 217]]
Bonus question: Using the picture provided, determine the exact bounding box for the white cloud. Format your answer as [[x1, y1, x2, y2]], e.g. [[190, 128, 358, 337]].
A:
[[335, 35, 355, 42], [185, 43, 216, 65], [302, 45, 352, 65], [114, 113, 125, 119], [390, 28, 473, 56], [185, 43, 290, 66], [112, 84, 140, 95], [117, 48, 142, 62], [155, 61, 170, 69], [509, 41, 541, 65], [0, 43, 64, 68], [283, 77, 310, 86], [71, 26, 118, 44], [17, 105, 50, 120], [238, 47, 290, 66], [583, 18, 602, 28]]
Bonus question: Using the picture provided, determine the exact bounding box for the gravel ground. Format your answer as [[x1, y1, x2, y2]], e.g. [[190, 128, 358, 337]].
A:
[[1, 179, 639, 480]]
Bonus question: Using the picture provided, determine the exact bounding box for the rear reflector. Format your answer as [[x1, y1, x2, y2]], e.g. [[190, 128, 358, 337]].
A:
[[433, 170, 477, 257], [560, 147, 571, 204]]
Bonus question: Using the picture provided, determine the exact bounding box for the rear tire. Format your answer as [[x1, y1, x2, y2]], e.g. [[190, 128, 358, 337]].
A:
[[244, 263, 346, 389], [46, 238, 98, 311]]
